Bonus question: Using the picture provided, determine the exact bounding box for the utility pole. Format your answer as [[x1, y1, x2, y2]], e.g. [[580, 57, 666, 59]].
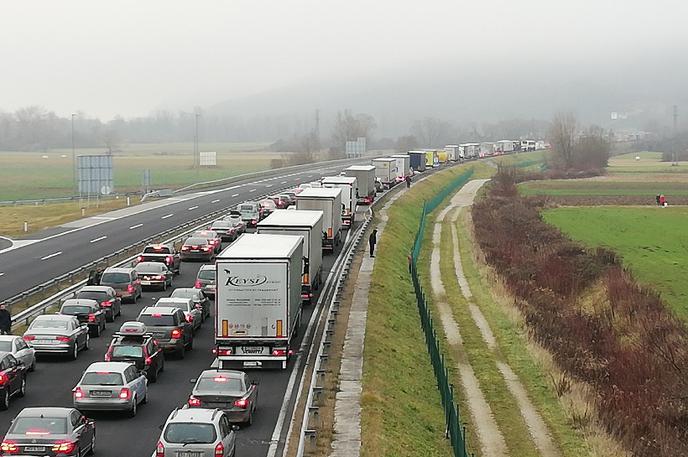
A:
[[194, 112, 200, 168], [673, 105, 678, 166], [71, 113, 77, 195]]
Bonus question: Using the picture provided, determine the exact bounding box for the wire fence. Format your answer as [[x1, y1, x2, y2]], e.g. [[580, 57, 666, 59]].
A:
[[410, 168, 474, 457]]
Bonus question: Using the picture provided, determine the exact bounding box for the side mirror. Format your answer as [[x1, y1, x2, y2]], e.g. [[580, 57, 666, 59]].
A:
[[158, 424, 164, 431]]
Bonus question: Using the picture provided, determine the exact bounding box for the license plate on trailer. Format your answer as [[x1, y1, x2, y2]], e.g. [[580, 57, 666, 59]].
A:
[[24, 446, 46, 452], [237, 346, 267, 355]]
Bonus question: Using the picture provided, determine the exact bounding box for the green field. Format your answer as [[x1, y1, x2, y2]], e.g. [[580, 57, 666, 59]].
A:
[[0, 142, 280, 200], [543, 206, 688, 321]]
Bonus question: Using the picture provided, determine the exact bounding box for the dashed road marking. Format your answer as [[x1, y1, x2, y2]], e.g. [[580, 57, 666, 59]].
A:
[[211, 199, 220, 203], [281, 181, 287, 184], [232, 193, 240, 197], [188, 206, 199, 211], [41, 251, 62, 261], [129, 223, 143, 230], [90, 236, 107, 243], [249, 189, 257, 193], [161, 214, 174, 219]]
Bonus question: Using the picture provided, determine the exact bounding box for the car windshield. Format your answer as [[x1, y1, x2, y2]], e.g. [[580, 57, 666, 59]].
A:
[[81, 372, 123, 386], [30, 319, 68, 330], [197, 269, 215, 280], [164, 423, 217, 444], [10, 417, 68, 435], [76, 291, 107, 301], [196, 375, 243, 393], [139, 315, 175, 326], [101, 272, 130, 284], [143, 246, 171, 254], [0, 341, 12, 352], [184, 238, 208, 246], [112, 345, 143, 358], [239, 205, 256, 212], [61, 305, 92, 315], [155, 301, 189, 311], [170, 290, 195, 300], [135, 264, 164, 274]]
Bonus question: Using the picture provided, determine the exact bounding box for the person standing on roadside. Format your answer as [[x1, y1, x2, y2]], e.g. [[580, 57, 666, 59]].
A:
[[369, 229, 378, 258], [660, 194, 667, 207], [405, 174, 412, 188], [0, 304, 12, 335]]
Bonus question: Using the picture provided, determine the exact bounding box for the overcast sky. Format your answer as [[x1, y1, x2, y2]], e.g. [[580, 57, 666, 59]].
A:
[[1, 0, 686, 120]]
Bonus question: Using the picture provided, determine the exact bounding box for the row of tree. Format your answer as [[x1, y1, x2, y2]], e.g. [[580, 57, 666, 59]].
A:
[[548, 112, 611, 170]]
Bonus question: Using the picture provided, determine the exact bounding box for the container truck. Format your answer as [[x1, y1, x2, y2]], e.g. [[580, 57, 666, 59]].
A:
[[424, 150, 438, 167], [445, 145, 459, 161], [344, 165, 376, 204], [257, 210, 323, 304], [408, 151, 427, 172], [296, 188, 342, 252], [390, 154, 411, 182], [460, 143, 480, 159], [495, 140, 514, 154], [436, 149, 448, 164], [372, 158, 398, 189], [214, 233, 304, 370], [321, 176, 357, 228]]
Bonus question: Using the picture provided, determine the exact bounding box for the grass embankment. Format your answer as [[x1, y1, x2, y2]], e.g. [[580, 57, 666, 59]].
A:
[[361, 162, 493, 457], [0, 196, 142, 238], [543, 206, 688, 322]]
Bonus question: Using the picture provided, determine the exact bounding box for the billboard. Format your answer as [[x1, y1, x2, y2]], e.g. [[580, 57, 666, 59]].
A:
[[200, 151, 217, 166], [77, 155, 114, 196]]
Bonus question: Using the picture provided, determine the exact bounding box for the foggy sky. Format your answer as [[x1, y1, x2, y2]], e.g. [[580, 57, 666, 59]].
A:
[[2, 0, 687, 121]]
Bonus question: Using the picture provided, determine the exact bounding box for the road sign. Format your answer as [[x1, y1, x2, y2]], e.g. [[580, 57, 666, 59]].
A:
[[77, 155, 113, 196]]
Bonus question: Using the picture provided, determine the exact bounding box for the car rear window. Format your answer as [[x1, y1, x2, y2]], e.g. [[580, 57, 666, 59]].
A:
[[0, 341, 12, 352], [155, 301, 189, 311], [30, 319, 68, 330], [143, 246, 171, 254], [81, 372, 124, 386], [135, 264, 164, 274], [197, 269, 215, 280], [61, 305, 92, 315], [101, 272, 131, 284], [240, 204, 256, 212], [139, 315, 176, 326], [196, 375, 243, 392], [170, 290, 195, 300], [10, 417, 67, 435], [184, 237, 208, 246], [76, 291, 107, 301], [164, 423, 217, 444], [112, 346, 143, 358]]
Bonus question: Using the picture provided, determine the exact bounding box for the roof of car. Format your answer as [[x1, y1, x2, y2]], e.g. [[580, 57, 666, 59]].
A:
[[80, 285, 113, 292], [199, 369, 243, 379], [85, 361, 133, 373], [134, 262, 166, 269], [145, 243, 172, 248], [34, 314, 76, 322], [140, 306, 178, 316], [155, 298, 191, 306], [199, 264, 215, 271], [171, 288, 199, 294], [103, 267, 135, 273], [62, 299, 99, 306], [18, 407, 74, 418], [168, 408, 220, 423]]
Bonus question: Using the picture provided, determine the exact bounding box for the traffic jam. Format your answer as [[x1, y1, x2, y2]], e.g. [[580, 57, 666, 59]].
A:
[[0, 157, 415, 456]]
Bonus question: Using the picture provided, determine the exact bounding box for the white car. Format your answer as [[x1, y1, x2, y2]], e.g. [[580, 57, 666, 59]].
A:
[[73, 361, 147, 416], [0, 336, 36, 372]]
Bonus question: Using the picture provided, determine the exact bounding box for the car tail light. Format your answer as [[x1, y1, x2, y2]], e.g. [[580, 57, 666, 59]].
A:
[[0, 440, 18, 453], [56, 336, 71, 343], [0, 374, 6, 385], [182, 246, 190, 251], [156, 441, 165, 457], [272, 349, 287, 356], [188, 396, 201, 407], [88, 313, 96, 323], [101, 300, 113, 307], [119, 387, 131, 400], [213, 347, 232, 356], [73, 387, 84, 399], [127, 284, 135, 293], [215, 442, 225, 457], [202, 246, 211, 251], [233, 398, 249, 409], [194, 280, 202, 288], [23, 335, 35, 342], [137, 255, 144, 263], [145, 356, 153, 365], [154, 275, 164, 280], [251, 219, 257, 224], [52, 441, 77, 453], [166, 255, 173, 264], [171, 328, 182, 339]]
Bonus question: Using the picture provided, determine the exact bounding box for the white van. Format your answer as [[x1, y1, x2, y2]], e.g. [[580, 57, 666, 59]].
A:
[[238, 202, 261, 227]]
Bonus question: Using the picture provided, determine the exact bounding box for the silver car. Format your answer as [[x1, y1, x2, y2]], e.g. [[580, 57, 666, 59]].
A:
[[0, 335, 36, 372], [152, 297, 202, 332], [156, 408, 237, 457], [187, 370, 258, 425], [73, 361, 147, 417], [195, 265, 216, 298], [23, 315, 89, 360]]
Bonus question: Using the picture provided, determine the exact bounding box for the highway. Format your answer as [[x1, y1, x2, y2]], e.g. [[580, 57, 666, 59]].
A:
[[0, 158, 369, 302], [0, 230, 348, 457]]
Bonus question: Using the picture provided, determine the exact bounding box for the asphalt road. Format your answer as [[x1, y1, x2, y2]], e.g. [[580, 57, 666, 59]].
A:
[[0, 158, 368, 302], [0, 233, 345, 457]]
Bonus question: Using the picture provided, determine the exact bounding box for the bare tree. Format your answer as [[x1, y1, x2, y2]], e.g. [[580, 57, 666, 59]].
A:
[[548, 112, 577, 168], [330, 110, 377, 152], [411, 117, 451, 147], [395, 135, 418, 153], [103, 129, 121, 155]]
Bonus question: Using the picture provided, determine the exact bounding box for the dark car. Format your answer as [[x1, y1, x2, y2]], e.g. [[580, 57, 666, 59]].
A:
[[75, 286, 122, 323], [133, 261, 173, 291], [1, 407, 96, 456], [170, 288, 211, 322], [180, 236, 216, 262], [22, 315, 90, 360], [99, 267, 142, 303], [0, 352, 27, 410], [59, 299, 107, 337], [187, 369, 258, 425], [209, 220, 236, 242], [137, 307, 193, 359], [136, 243, 181, 275], [192, 230, 222, 253], [105, 322, 165, 383]]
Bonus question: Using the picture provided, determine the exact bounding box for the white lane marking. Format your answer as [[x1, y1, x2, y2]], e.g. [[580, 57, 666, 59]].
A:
[[188, 206, 199, 211], [129, 224, 143, 230], [0, 273, 4, 277], [281, 181, 287, 184], [91, 216, 116, 220], [90, 236, 107, 244], [41, 251, 62, 261], [231, 193, 239, 197], [211, 199, 220, 204], [249, 189, 257, 193], [161, 213, 174, 219], [266, 184, 273, 188]]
